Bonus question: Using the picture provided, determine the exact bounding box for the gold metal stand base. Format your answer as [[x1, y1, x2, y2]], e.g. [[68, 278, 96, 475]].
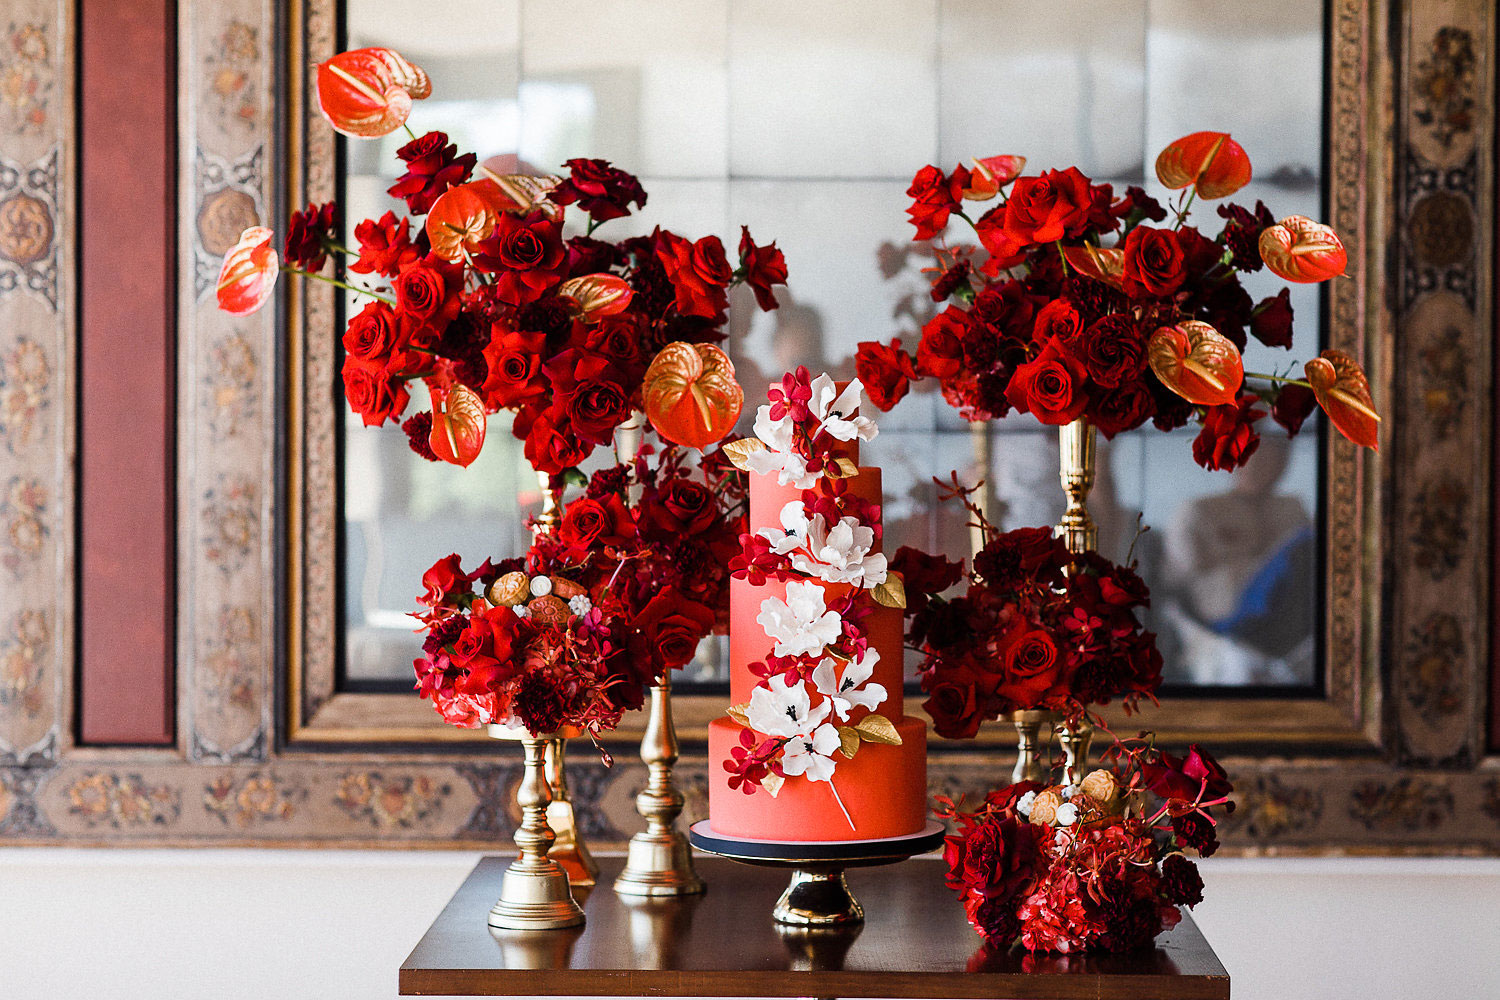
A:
[[615, 829, 706, 897], [487, 863, 585, 931], [773, 867, 864, 927]]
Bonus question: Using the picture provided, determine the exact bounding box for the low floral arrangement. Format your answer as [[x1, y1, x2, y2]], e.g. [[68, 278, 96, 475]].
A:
[[412, 443, 745, 742], [855, 133, 1380, 471], [938, 736, 1234, 953], [717, 371, 907, 817], [216, 45, 778, 472], [893, 480, 1160, 738]]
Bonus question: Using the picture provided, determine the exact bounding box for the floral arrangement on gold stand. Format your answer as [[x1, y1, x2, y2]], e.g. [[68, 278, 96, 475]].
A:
[[216, 45, 776, 926]]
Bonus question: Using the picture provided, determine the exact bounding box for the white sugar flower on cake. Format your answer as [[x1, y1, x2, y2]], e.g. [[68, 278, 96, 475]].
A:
[[746, 671, 832, 738], [811, 649, 888, 721], [761, 501, 889, 589], [745, 406, 819, 489], [757, 579, 843, 658], [808, 375, 878, 443], [778, 723, 842, 783]]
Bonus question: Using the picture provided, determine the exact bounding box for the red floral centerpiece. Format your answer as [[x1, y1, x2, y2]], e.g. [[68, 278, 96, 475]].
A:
[[856, 133, 1380, 467], [938, 735, 1234, 953]]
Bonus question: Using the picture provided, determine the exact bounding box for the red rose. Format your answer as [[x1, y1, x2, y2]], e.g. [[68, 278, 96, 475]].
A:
[[856, 338, 919, 410], [387, 131, 476, 214], [394, 257, 463, 326], [522, 412, 591, 475], [583, 315, 646, 371], [994, 621, 1061, 710], [1090, 379, 1154, 439], [284, 201, 337, 270], [916, 306, 970, 379], [1032, 299, 1083, 343], [566, 379, 631, 444], [890, 545, 965, 608], [350, 210, 420, 277], [974, 203, 1029, 270], [738, 226, 789, 311], [342, 300, 405, 361], [1075, 314, 1145, 388], [419, 553, 469, 611], [1001, 167, 1094, 246], [1192, 395, 1264, 472], [641, 478, 718, 538], [1121, 225, 1187, 298], [341, 355, 410, 427], [450, 605, 522, 693], [1249, 288, 1294, 348], [1271, 383, 1317, 437], [655, 230, 732, 319], [551, 158, 648, 222], [905, 164, 970, 241], [473, 210, 566, 306], [565, 235, 621, 277], [1143, 744, 1233, 806], [922, 657, 995, 739], [634, 589, 716, 673], [1005, 338, 1088, 425], [1175, 224, 1223, 275], [558, 494, 636, 557], [973, 526, 1068, 588], [480, 327, 548, 410]]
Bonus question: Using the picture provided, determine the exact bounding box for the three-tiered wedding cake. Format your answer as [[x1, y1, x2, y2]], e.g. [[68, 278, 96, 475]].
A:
[[707, 371, 928, 841]]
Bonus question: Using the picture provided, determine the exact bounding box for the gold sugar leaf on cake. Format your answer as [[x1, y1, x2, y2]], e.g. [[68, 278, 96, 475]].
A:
[[871, 572, 907, 609], [827, 457, 860, 479], [853, 714, 902, 745], [762, 772, 785, 797], [837, 726, 862, 759], [727, 702, 751, 728], [721, 438, 766, 471]]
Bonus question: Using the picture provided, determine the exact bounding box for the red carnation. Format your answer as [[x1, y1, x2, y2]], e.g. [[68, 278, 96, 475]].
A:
[[1121, 225, 1187, 299], [856, 338, 918, 411], [551, 158, 647, 222], [1192, 395, 1264, 472], [1001, 168, 1094, 246], [655, 230, 732, 319], [284, 201, 337, 270], [350, 210, 420, 277], [738, 227, 789, 311], [1005, 338, 1088, 425], [387, 131, 477, 214], [906, 164, 970, 241]]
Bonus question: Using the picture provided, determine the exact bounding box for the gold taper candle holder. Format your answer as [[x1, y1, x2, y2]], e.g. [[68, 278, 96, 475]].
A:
[[1057, 417, 1098, 556], [614, 672, 706, 897], [1010, 709, 1054, 784], [487, 724, 586, 931], [544, 736, 599, 889], [1055, 718, 1094, 787]]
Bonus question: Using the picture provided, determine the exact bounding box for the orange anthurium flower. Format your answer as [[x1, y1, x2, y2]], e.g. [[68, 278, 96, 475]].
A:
[[1154, 131, 1252, 199], [1305, 349, 1379, 449], [1062, 245, 1125, 288], [425, 184, 498, 262], [643, 342, 744, 450], [477, 166, 563, 218], [962, 155, 1027, 200], [557, 274, 633, 320], [215, 226, 278, 316], [1259, 216, 1348, 283], [1147, 320, 1244, 406], [429, 382, 487, 467], [316, 47, 431, 138]]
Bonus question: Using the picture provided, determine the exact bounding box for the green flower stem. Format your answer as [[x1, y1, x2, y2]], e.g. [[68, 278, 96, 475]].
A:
[[1055, 240, 1070, 275], [285, 266, 394, 304], [402, 122, 419, 142], [1243, 370, 1313, 390]]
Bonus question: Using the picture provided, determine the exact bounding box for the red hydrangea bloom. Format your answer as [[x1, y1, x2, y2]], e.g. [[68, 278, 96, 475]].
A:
[[387, 131, 476, 214]]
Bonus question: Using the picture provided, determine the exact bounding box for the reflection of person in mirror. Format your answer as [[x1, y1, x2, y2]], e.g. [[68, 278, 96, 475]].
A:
[[728, 289, 828, 431], [1159, 434, 1316, 686]]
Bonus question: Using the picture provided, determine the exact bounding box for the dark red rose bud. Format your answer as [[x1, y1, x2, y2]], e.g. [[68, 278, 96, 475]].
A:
[[284, 201, 337, 270], [388, 131, 477, 214], [1191, 395, 1265, 472], [1271, 383, 1318, 437], [552, 158, 647, 222], [1249, 287, 1295, 348]]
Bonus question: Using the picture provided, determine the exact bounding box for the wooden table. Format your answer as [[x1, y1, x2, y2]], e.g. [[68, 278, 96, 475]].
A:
[[400, 856, 1230, 998]]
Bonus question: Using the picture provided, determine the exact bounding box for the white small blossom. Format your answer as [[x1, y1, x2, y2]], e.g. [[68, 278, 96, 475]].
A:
[[745, 405, 818, 489], [512, 603, 532, 619], [811, 649, 887, 721], [778, 723, 842, 783], [1016, 790, 1037, 817], [746, 673, 830, 739], [529, 576, 552, 597], [757, 580, 843, 659], [567, 595, 593, 617], [1055, 802, 1079, 827], [1061, 784, 1080, 801], [809, 375, 878, 443]]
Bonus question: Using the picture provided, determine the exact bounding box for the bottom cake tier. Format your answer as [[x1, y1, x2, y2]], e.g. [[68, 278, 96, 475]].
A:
[[705, 715, 929, 842]]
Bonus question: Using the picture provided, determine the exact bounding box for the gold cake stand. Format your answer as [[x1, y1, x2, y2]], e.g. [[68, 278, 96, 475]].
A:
[[688, 819, 944, 927]]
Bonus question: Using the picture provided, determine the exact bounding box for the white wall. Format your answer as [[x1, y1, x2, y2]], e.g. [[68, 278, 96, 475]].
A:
[[1, 850, 1497, 1000]]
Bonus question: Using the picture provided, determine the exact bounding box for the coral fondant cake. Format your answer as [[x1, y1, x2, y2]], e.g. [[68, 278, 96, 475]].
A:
[[709, 370, 928, 841]]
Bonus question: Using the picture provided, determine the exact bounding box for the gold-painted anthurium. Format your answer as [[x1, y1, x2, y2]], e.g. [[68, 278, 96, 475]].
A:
[[1259, 215, 1348, 283], [643, 342, 744, 450], [1062, 245, 1125, 288], [215, 226, 279, 317], [1305, 349, 1379, 449], [962, 155, 1027, 200], [1147, 320, 1244, 407], [424, 183, 498, 262], [428, 382, 487, 467], [1155, 131, 1252, 200], [557, 274, 633, 321], [316, 47, 431, 138]]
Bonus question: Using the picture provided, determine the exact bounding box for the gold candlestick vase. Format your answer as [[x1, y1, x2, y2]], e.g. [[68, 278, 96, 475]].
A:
[[487, 724, 586, 931], [1055, 718, 1094, 787], [544, 735, 599, 890], [1010, 709, 1055, 784], [615, 673, 706, 897]]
